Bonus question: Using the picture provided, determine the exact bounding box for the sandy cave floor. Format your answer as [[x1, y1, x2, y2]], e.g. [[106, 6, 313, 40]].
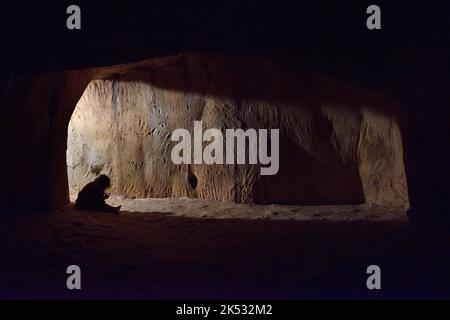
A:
[[1, 197, 450, 299]]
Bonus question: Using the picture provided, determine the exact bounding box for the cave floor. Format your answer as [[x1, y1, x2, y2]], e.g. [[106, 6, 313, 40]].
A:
[[1, 198, 450, 299]]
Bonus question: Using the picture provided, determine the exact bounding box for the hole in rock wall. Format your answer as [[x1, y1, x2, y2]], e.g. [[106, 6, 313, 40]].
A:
[[66, 56, 409, 208]]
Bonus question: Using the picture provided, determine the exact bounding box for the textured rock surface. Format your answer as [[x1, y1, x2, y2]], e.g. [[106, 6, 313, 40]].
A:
[[67, 54, 408, 207], [0, 71, 91, 212]]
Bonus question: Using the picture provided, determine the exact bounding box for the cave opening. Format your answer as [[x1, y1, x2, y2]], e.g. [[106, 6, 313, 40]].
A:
[[66, 54, 409, 215]]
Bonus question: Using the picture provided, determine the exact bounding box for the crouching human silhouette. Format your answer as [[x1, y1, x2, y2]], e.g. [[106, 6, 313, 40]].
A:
[[75, 174, 121, 214]]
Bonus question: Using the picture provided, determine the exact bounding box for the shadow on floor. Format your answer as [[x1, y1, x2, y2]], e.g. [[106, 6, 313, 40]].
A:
[[0, 209, 449, 299]]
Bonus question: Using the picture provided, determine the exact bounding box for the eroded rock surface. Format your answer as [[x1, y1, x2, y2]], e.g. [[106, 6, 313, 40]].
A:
[[67, 54, 409, 207]]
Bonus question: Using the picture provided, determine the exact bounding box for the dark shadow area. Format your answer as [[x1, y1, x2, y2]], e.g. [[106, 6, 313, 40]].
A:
[[107, 57, 401, 119], [253, 136, 365, 205], [0, 209, 449, 299]]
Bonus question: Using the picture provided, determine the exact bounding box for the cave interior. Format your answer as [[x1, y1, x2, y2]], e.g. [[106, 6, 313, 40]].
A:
[[0, 2, 449, 299]]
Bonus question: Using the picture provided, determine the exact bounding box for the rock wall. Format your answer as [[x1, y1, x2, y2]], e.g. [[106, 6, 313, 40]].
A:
[[0, 71, 91, 213], [67, 54, 409, 207]]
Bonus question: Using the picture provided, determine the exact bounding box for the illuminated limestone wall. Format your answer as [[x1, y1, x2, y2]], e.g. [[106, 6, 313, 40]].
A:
[[67, 54, 408, 207]]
